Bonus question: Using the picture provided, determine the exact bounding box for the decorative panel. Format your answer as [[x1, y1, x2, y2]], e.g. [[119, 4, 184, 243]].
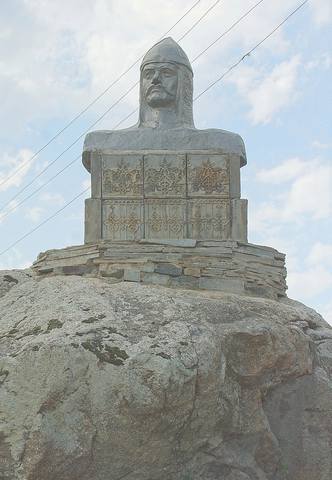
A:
[[103, 199, 144, 240], [144, 199, 186, 239], [144, 154, 186, 197], [187, 154, 229, 197], [187, 199, 231, 240], [102, 155, 143, 197]]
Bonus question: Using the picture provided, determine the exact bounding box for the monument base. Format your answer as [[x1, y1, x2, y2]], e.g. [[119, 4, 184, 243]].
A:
[[33, 240, 287, 300]]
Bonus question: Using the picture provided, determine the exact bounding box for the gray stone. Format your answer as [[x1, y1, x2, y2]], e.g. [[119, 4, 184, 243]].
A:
[[0, 274, 331, 480], [84, 198, 102, 244], [0, 269, 32, 299], [82, 38, 248, 243], [32, 240, 287, 300], [231, 198, 248, 242], [199, 276, 245, 294], [37, 266, 54, 274], [139, 238, 197, 247], [183, 267, 201, 277], [123, 269, 141, 282], [100, 267, 124, 279], [141, 272, 170, 286], [154, 263, 182, 276], [169, 275, 199, 289]]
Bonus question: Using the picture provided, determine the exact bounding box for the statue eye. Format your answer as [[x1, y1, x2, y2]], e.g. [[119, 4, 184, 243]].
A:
[[162, 69, 175, 77], [144, 70, 154, 79]]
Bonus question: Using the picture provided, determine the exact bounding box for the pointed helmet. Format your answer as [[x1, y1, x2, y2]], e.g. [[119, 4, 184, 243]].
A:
[[141, 37, 193, 75], [139, 37, 195, 128]]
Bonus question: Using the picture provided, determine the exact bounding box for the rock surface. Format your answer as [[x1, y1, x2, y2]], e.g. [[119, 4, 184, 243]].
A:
[[0, 272, 331, 480]]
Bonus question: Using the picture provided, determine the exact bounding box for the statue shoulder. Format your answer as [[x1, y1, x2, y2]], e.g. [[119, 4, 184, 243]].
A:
[[82, 129, 133, 172], [196, 128, 247, 166]]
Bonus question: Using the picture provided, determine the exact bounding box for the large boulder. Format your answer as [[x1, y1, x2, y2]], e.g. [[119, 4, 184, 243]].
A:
[[0, 273, 331, 480]]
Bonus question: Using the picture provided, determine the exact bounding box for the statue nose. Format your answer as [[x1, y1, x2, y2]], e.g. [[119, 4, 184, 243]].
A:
[[151, 71, 161, 84]]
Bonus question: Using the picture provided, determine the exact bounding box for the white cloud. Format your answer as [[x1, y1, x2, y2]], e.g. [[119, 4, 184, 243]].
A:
[[81, 179, 91, 191], [24, 206, 44, 223], [0, 0, 308, 136], [312, 140, 331, 150], [310, 0, 332, 26], [306, 52, 332, 71], [230, 56, 301, 125], [40, 192, 65, 206], [288, 265, 332, 300], [0, 247, 32, 270], [253, 158, 332, 226], [318, 302, 332, 325], [0, 200, 19, 224], [307, 242, 332, 267], [0, 149, 36, 192], [256, 157, 305, 183]]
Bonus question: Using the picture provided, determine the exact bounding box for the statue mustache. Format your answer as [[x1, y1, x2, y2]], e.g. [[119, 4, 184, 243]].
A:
[[146, 84, 174, 96]]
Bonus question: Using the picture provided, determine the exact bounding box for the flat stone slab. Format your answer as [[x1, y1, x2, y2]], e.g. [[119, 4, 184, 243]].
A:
[[33, 240, 287, 300]]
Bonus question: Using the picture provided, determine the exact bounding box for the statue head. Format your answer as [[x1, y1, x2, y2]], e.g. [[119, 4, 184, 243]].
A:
[[138, 37, 195, 129]]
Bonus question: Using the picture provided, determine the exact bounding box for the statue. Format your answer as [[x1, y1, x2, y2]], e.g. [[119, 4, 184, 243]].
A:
[[83, 38, 246, 171], [82, 37, 248, 244], [33, 38, 287, 300]]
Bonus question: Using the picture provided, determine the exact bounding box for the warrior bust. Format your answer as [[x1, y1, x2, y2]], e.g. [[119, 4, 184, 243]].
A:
[[34, 38, 287, 301], [83, 37, 246, 171]]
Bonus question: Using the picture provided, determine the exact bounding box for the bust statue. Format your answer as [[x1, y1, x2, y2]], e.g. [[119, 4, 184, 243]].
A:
[[34, 39, 287, 300], [82, 37, 248, 245], [83, 37, 246, 171]]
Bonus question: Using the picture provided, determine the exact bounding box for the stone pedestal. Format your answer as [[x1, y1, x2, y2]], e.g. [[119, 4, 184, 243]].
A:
[[33, 239, 287, 300], [84, 150, 247, 244]]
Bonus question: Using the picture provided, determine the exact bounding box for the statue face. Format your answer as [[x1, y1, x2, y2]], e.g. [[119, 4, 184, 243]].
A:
[[142, 62, 178, 108]]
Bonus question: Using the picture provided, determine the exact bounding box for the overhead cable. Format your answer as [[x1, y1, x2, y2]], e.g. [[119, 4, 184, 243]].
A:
[[0, 0, 266, 220], [0, 0, 310, 257], [0, 0, 202, 191], [0, 0, 222, 214]]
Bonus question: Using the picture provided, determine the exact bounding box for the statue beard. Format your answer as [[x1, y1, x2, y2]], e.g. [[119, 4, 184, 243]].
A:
[[145, 85, 176, 109]]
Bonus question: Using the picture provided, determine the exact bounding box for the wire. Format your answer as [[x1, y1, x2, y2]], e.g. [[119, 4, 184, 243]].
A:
[[0, 188, 90, 257], [72, 0, 269, 142], [0, 0, 310, 256], [0, 0, 201, 191], [194, 0, 309, 101], [178, 0, 221, 41], [0, 0, 262, 220], [0, 0, 222, 215], [192, 0, 266, 62], [0, 82, 139, 216]]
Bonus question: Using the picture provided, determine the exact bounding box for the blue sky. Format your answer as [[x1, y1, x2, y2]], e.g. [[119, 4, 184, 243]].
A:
[[0, 0, 331, 322]]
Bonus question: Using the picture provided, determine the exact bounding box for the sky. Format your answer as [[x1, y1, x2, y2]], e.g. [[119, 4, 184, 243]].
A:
[[0, 0, 331, 323]]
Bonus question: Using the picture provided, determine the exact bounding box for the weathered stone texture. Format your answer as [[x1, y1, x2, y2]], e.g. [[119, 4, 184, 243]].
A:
[[85, 151, 247, 243], [0, 273, 331, 480], [32, 240, 287, 300]]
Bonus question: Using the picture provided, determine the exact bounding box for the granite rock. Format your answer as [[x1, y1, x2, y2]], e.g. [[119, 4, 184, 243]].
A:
[[0, 273, 331, 480]]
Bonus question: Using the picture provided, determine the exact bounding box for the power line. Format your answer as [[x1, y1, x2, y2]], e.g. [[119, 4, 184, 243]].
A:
[[178, 0, 221, 41], [194, 0, 310, 101], [0, 0, 262, 220], [107, 0, 269, 133], [0, 0, 202, 191], [0, 0, 222, 215], [192, 0, 265, 62], [0, 82, 139, 216], [0, 188, 90, 257], [0, 0, 310, 256]]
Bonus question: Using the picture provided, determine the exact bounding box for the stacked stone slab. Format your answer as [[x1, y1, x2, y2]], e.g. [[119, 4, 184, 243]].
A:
[[33, 239, 287, 300]]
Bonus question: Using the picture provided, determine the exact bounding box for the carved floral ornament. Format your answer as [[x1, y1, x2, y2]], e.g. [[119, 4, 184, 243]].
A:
[[144, 157, 186, 195], [103, 198, 230, 239], [102, 154, 229, 197], [103, 158, 142, 196], [188, 158, 229, 195]]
